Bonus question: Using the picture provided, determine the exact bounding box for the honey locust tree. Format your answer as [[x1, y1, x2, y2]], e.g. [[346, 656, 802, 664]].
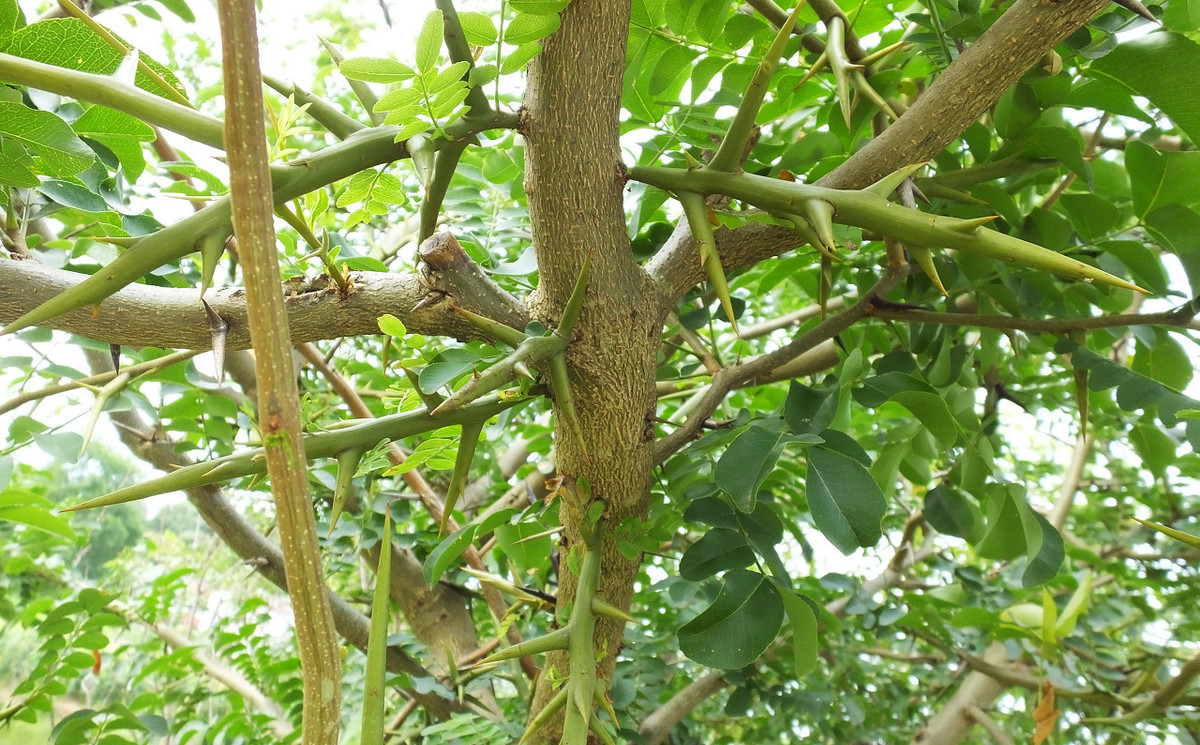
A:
[[2, 0, 1200, 742]]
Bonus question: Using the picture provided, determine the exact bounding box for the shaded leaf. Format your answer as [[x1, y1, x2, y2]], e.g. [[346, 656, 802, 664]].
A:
[[806, 446, 886, 554], [678, 569, 783, 669]]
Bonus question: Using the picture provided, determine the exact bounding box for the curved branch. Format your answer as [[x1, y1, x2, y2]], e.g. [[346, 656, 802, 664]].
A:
[[653, 266, 904, 463], [646, 0, 1114, 307]]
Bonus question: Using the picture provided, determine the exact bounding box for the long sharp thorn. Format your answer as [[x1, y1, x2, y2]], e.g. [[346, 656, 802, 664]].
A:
[[589, 716, 619, 745], [950, 215, 1000, 233], [862, 162, 927, 199], [202, 299, 229, 384], [802, 199, 838, 257], [477, 626, 572, 667], [819, 255, 832, 317], [679, 191, 739, 334], [518, 686, 568, 745], [909, 246, 948, 295], [549, 354, 589, 461], [591, 598, 638, 624], [557, 252, 593, 339], [513, 359, 535, 380], [441, 420, 483, 536], [330, 449, 362, 535], [796, 52, 827, 88], [788, 214, 839, 260], [824, 17, 859, 128], [851, 70, 897, 120], [450, 304, 529, 347], [707, 0, 806, 172]]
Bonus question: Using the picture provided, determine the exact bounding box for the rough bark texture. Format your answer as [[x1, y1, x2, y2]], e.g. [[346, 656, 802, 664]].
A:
[[520, 0, 658, 737]]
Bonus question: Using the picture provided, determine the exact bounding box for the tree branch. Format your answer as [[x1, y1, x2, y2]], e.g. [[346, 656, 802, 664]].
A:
[[0, 239, 528, 350], [646, 0, 1114, 307], [653, 266, 904, 463]]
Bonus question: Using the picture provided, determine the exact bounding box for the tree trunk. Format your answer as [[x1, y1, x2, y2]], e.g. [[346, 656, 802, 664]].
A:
[[521, 0, 658, 738]]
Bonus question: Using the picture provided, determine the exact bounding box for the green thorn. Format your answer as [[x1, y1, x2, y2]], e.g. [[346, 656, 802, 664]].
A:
[[440, 420, 483, 536], [679, 191, 739, 335], [862, 162, 927, 199], [451, 304, 530, 348], [788, 213, 839, 260], [198, 231, 227, 296], [549, 354, 589, 461], [513, 360, 535, 380], [909, 246, 948, 295], [518, 686, 568, 745], [556, 252, 593, 340], [802, 199, 838, 257], [407, 131, 434, 189], [850, 69, 898, 120], [329, 448, 363, 535], [477, 626, 572, 667], [949, 215, 1000, 233], [591, 598, 638, 624], [683, 150, 703, 170]]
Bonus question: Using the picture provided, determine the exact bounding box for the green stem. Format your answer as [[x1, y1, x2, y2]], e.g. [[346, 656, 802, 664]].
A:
[[629, 165, 1144, 293], [707, 1, 803, 172], [61, 393, 527, 512], [0, 52, 224, 148], [216, 0, 342, 739]]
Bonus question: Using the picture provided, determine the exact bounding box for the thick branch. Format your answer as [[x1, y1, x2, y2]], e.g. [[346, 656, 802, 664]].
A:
[[646, 0, 1114, 306], [216, 0, 342, 738], [0, 251, 527, 350]]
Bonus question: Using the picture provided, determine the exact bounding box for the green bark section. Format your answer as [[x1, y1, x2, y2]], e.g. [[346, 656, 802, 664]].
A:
[[214, 0, 342, 741]]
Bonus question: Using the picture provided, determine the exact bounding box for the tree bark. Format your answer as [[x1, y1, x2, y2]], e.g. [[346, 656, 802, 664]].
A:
[[520, 0, 658, 738]]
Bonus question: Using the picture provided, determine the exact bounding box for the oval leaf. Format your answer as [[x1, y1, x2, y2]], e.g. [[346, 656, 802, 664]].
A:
[[678, 569, 783, 669], [806, 445, 886, 554]]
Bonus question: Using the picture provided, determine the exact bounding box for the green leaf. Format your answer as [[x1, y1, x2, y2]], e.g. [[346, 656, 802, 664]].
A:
[[505, 12, 561, 45], [1129, 421, 1177, 479], [500, 41, 543, 74], [1090, 32, 1200, 144], [0, 102, 95, 178], [1059, 193, 1120, 239], [1020, 511, 1063, 587], [495, 520, 553, 578], [854, 373, 959, 446], [340, 57, 415, 83], [678, 569, 783, 669], [649, 44, 700, 96], [777, 584, 818, 677], [0, 489, 76, 540], [416, 10, 444, 73], [0, 0, 25, 58], [1126, 141, 1200, 220], [783, 380, 839, 436], [509, 0, 571, 12], [377, 314, 407, 338], [679, 528, 755, 581], [715, 422, 791, 512], [424, 523, 477, 588], [458, 12, 498, 46], [72, 106, 155, 181], [9, 19, 186, 100], [805, 446, 887, 554], [38, 179, 109, 212], [924, 483, 980, 541], [418, 348, 482, 393], [974, 484, 1027, 560]]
